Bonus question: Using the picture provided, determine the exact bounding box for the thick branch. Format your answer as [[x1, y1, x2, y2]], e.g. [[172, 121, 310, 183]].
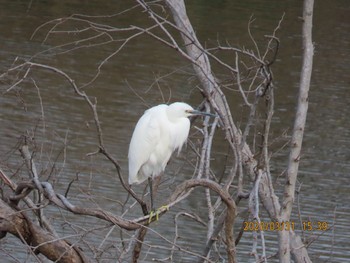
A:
[[0, 174, 159, 231], [279, 0, 314, 262], [169, 179, 237, 263], [0, 199, 89, 263]]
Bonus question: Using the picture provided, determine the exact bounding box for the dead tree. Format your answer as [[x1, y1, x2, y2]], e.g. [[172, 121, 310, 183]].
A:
[[0, 0, 314, 262]]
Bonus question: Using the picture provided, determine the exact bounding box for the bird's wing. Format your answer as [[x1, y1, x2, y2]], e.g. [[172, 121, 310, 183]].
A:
[[128, 106, 164, 184]]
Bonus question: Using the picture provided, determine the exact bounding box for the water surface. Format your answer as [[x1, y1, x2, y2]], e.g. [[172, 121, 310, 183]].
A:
[[0, 0, 349, 262]]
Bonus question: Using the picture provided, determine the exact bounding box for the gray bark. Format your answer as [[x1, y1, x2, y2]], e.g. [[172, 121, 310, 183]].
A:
[[278, 0, 314, 262]]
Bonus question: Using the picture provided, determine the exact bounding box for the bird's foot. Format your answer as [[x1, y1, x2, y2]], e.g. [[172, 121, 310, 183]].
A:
[[148, 210, 157, 223], [148, 205, 170, 223], [159, 205, 169, 212]]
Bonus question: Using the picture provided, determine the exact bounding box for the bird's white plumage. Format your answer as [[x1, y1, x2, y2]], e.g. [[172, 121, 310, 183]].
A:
[[128, 102, 193, 185]]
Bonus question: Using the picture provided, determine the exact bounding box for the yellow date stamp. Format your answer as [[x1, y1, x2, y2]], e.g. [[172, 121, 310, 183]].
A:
[[302, 221, 329, 231], [244, 221, 296, 231], [243, 221, 329, 232]]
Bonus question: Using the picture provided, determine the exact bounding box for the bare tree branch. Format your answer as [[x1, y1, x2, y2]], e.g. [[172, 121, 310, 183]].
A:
[[0, 199, 90, 263], [278, 0, 314, 262], [0, 1, 316, 262], [168, 179, 237, 263]]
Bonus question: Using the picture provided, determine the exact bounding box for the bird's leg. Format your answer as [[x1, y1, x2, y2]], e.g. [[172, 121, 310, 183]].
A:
[[148, 176, 166, 223], [148, 178, 157, 224], [148, 177, 154, 211]]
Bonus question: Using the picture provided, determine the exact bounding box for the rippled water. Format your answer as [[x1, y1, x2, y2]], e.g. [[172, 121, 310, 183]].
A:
[[0, 0, 349, 262]]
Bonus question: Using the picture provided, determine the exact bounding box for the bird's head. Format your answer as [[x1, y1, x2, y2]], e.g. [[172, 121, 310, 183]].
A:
[[167, 102, 216, 121]]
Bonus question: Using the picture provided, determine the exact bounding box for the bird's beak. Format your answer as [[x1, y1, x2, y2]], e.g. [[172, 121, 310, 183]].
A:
[[187, 110, 217, 118]]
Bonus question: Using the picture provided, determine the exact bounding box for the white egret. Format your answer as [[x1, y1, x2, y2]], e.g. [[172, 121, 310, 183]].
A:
[[128, 102, 215, 210]]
